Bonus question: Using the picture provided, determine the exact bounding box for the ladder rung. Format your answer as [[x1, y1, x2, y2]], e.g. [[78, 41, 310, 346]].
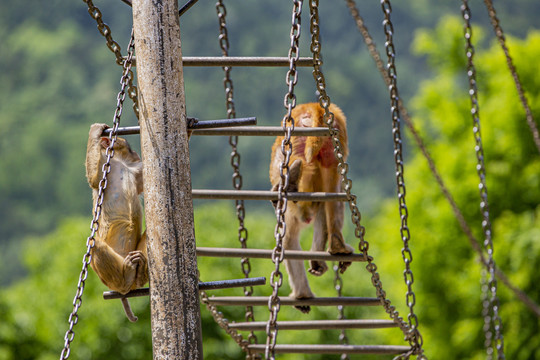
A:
[[102, 117, 257, 136], [206, 296, 381, 307], [229, 319, 398, 331], [196, 247, 369, 262], [247, 344, 411, 355], [192, 190, 348, 201], [182, 56, 314, 67], [191, 126, 331, 137], [103, 277, 266, 300]]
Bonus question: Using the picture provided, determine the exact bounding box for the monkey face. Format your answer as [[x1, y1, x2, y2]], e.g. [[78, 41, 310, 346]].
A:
[[100, 137, 141, 163]]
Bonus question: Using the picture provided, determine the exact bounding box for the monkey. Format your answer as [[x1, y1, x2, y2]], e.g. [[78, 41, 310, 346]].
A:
[[85, 123, 148, 322], [269, 103, 354, 313]]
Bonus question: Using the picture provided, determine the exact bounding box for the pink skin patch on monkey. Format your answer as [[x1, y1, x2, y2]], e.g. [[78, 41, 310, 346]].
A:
[[317, 139, 338, 168]]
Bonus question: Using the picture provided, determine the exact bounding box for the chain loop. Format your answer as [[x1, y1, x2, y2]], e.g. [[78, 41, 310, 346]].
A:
[[265, 2, 303, 359], [215, 2, 259, 356], [309, 1, 420, 355], [380, 1, 426, 356], [461, 3, 505, 359], [482, 0, 540, 154], [59, 31, 135, 360]]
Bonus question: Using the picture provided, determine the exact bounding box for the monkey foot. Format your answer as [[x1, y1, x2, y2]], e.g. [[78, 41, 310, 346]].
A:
[[308, 260, 328, 276], [294, 305, 311, 314], [328, 240, 354, 274]]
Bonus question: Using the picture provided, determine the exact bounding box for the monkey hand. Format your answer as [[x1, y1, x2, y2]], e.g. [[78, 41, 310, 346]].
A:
[[308, 260, 328, 276], [89, 123, 110, 139], [122, 251, 147, 292]]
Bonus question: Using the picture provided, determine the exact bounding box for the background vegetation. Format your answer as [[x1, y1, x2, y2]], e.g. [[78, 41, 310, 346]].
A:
[[1, 0, 539, 359]]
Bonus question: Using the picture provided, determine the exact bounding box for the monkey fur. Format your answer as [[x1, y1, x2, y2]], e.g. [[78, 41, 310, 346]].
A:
[[269, 103, 354, 313], [85, 123, 148, 322]]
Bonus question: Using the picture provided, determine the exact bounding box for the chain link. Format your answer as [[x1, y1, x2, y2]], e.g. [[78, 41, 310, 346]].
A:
[[333, 264, 350, 360], [308, 1, 421, 356], [215, 1, 259, 356], [82, 0, 140, 119], [265, 1, 303, 359], [200, 290, 251, 353], [380, 1, 425, 356], [59, 31, 135, 360], [482, 0, 540, 155], [461, 3, 505, 359]]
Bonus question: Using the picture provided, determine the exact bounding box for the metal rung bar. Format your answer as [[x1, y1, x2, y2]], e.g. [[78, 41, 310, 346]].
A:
[[183, 57, 314, 67], [192, 190, 348, 201], [206, 296, 381, 307], [103, 277, 266, 300], [229, 319, 398, 331], [247, 344, 411, 355], [196, 247, 369, 262], [102, 117, 257, 136], [192, 126, 331, 137], [128, 57, 314, 67]]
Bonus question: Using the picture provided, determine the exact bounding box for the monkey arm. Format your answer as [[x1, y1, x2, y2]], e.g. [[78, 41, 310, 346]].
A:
[[86, 123, 109, 189]]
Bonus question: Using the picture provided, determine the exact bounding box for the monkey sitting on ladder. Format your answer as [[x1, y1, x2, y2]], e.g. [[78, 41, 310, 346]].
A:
[[269, 103, 354, 313], [85, 123, 148, 322]]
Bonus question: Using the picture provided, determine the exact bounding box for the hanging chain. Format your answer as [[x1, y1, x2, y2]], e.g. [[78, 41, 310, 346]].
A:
[[82, 0, 140, 119], [380, 1, 425, 357], [333, 264, 350, 360], [200, 290, 251, 353], [309, 1, 421, 357], [215, 1, 259, 356], [59, 31, 135, 360], [461, 3, 505, 359], [482, 0, 540, 155], [265, 1, 303, 359]]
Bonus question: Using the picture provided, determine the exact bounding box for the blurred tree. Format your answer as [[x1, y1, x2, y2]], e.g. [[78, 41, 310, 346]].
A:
[[366, 16, 540, 359]]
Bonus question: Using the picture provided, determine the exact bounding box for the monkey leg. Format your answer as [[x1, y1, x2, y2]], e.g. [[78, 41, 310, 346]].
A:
[[133, 231, 149, 289], [308, 204, 328, 276], [321, 166, 354, 273], [90, 241, 139, 294], [282, 214, 314, 313]]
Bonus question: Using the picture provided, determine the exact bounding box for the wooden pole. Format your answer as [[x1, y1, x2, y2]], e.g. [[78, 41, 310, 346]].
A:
[[132, 0, 203, 358]]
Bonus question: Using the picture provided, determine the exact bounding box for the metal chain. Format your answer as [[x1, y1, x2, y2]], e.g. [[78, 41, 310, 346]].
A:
[[461, 4, 505, 359], [265, 1, 303, 359], [309, 0, 419, 356], [200, 290, 251, 353], [380, 1, 425, 357], [345, 0, 540, 319], [482, 0, 540, 155], [215, 1, 259, 356], [59, 31, 135, 360], [82, 0, 124, 65], [82, 0, 140, 119], [333, 264, 350, 360]]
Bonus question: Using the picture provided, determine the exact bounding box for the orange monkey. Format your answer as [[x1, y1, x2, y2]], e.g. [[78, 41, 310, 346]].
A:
[[269, 103, 354, 313], [85, 123, 148, 322]]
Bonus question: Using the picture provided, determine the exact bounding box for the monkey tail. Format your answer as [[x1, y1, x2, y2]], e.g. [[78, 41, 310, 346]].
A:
[[121, 298, 138, 322]]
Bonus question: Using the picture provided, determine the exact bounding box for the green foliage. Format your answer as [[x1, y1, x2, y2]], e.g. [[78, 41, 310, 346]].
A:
[[367, 18, 540, 359]]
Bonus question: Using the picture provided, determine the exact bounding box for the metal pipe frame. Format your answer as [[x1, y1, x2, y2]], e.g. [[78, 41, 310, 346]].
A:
[[205, 296, 381, 307], [192, 190, 348, 201], [103, 277, 267, 300], [247, 344, 411, 355], [191, 126, 331, 137], [196, 247, 368, 262], [127, 56, 315, 67], [102, 117, 257, 136], [229, 319, 398, 331]]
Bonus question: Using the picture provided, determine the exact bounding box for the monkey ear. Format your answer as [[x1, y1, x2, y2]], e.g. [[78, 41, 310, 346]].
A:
[[100, 137, 111, 149]]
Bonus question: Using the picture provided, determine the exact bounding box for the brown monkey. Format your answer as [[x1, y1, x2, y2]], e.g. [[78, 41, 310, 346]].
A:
[[269, 103, 354, 313], [85, 123, 148, 322]]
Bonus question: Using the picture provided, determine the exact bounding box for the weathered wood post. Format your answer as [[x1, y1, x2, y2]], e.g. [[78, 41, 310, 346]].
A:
[[132, 0, 203, 358]]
